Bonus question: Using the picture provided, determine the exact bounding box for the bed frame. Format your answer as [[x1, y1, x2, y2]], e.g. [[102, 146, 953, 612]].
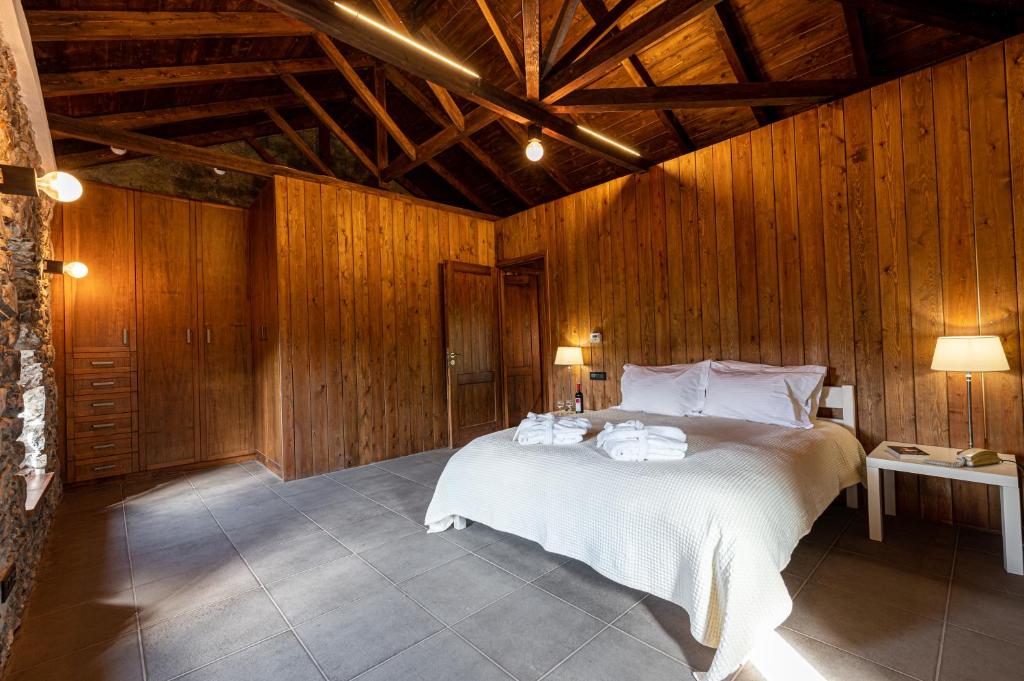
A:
[[818, 384, 862, 508]]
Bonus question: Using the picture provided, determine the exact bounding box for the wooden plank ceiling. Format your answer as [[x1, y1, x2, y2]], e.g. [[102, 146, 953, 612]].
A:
[[31, 0, 1020, 216]]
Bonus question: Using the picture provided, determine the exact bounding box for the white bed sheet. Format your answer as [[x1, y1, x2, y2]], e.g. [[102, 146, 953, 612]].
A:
[[424, 408, 865, 681]]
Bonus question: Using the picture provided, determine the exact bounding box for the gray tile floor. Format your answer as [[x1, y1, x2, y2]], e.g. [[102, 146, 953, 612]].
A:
[[6, 449, 1024, 681]]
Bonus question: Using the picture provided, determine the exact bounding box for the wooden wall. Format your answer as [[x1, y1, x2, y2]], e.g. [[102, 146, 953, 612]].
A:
[[255, 177, 495, 479], [497, 38, 1024, 531]]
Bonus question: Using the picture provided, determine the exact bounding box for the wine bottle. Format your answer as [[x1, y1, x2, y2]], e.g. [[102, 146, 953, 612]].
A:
[[574, 383, 584, 414]]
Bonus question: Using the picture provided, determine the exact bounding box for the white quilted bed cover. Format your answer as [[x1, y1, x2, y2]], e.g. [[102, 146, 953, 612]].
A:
[[424, 409, 865, 681]]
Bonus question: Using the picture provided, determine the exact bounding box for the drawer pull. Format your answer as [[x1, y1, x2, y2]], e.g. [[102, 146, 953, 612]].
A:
[[91, 380, 116, 387], [122, 329, 129, 346], [206, 327, 212, 344], [92, 464, 116, 472], [91, 443, 117, 450], [90, 360, 115, 367], [90, 401, 116, 408], [90, 422, 116, 430], [186, 328, 193, 344]]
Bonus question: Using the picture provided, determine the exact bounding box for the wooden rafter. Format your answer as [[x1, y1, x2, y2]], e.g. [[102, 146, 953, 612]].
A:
[[473, 0, 524, 81], [247, 137, 279, 164], [708, 2, 771, 125], [384, 66, 454, 133], [497, 118, 575, 193], [426, 159, 495, 213], [543, 0, 723, 102], [384, 108, 500, 179], [280, 72, 378, 175], [523, 0, 541, 99], [265, 106, 336, 176], [318, 125, 332, 167], [541, 0, 581, 77], [842, 6, 872, 79], [374, 66, 389, 179], [833, 0, 1022, 41], [26, 10, 310, 40], [547, 0, 640, 78], [549, 80, 870, 112]]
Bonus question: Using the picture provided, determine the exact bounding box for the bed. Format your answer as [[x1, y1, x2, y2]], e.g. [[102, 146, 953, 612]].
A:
[[424, 385, 865, 681]]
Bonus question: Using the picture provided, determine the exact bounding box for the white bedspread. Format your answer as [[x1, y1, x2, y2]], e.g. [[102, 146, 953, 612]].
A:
[[424, 409, 865, 681]]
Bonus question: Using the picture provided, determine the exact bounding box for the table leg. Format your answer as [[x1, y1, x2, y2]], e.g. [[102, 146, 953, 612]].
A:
[[1000, 486, 1023, 575], [868, 466, 883, 542], [883, 469, 896, 516]]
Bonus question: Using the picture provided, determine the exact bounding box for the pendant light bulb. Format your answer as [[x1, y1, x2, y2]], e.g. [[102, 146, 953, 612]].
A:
[[110, 146, 127, 156], [525, 137, 544, 162], [213, 168, 227, 176], [35, 171, 83, 203], [62, 261, 89, 279]]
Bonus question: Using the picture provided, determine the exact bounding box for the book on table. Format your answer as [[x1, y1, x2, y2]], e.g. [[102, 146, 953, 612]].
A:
[[886, 444, 929, 461]]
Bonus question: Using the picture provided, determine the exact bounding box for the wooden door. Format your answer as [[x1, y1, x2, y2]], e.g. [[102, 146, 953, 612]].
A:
[[198, 203, 254, 460], [63, 182, 136, 352], [136, 193, 199, 469], [500, 272, 544, 424], [443, 261, 502, 447]]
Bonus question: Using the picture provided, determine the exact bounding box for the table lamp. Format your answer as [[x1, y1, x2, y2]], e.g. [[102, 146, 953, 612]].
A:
[[554, 346, 584, 412], [931, 335, 1009, 448]]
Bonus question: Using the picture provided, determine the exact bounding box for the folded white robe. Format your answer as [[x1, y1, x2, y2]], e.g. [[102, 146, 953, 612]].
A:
[[597, 420, 688, 461], [514, 412, 591, 445]]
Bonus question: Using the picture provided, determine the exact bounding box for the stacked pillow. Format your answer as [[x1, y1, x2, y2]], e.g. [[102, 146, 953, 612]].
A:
[[618, 359, 826, 429]]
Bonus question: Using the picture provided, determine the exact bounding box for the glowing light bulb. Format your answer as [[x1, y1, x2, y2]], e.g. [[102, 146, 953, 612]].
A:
[[110, 146, 127, 156], [35, 171, 83, 203], [213, 168, 226, 176], [62, 261, 89, 278], [525, 138, 544, 162]]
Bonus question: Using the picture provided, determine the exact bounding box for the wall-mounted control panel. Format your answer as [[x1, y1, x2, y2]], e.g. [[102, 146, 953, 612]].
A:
[[590, 371, 607, 381], [589, 332, 602, 344]]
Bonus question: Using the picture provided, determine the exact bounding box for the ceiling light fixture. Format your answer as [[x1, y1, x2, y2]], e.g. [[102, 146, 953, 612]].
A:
[[525, 125, 544, 162], [576, 125, 641, 157], [213, 168, 227, 176], [333, 2, 480, 79], [110, 146, 127, 156]]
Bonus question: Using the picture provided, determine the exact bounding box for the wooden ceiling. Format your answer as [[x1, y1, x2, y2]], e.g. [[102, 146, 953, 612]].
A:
[[30, 0, 1023, 216]]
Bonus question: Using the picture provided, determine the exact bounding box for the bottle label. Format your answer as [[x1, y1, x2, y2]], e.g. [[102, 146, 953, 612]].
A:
[[574, 397, 583, 413]]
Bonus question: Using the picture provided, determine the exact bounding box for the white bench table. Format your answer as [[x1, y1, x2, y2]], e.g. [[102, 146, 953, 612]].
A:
[[867, 441, 1023, 575]]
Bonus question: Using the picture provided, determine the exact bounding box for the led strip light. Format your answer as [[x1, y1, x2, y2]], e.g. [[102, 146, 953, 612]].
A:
[[576, 125, 642, 157]]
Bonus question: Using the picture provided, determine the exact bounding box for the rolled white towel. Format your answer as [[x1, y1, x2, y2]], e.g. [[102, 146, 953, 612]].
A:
[[597, 421, 687, 461], [514, 412, 591, 445]]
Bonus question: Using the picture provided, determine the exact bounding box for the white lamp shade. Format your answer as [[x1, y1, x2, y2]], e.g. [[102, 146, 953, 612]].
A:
[[931, 336, 1009, 372], [554, 346, 584, 366]]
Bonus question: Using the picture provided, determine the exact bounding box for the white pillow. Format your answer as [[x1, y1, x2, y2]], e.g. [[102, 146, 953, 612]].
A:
[[619, 361, 710, 417], [716, 360, 827, 415], [702, 362, 825, 429]]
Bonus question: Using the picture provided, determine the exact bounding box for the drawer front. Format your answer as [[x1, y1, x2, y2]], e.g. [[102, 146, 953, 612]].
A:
[[69, 393, 137, 418], [71, 354, 134, 375], [68, 413, 137, 439], [73, 454, 135, 482], [70, 373, 135, 396], [70, 434, 136, 461]]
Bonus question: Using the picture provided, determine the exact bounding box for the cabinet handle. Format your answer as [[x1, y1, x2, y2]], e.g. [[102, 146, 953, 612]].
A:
[[91, 380, 116, 387], [122, 328, 129, 346], [90, 360, 115, 367], [91, 443, 116, 450], [90, 422, 116, 430], [92, 464, 116, 472], [206, 327, 212, 344], [186, 328, 193, 344], [90, 401, 116, 408]]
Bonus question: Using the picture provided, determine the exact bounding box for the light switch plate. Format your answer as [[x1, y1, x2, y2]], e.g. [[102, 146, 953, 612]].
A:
[[589, 332, 602, 344]]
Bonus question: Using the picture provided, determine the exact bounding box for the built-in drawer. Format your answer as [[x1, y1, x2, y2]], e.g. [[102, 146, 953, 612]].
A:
[[70, 434, 136, 461], [68, 413, 137, 439], [69, 373, 135, 396], [68, 393, 137, 418], [70, 354, 135, 375], [73, 454, 135, 482]]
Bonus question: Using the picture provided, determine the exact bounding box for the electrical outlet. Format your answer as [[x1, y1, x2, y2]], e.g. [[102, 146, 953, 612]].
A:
[[589, 371, 607, 381]]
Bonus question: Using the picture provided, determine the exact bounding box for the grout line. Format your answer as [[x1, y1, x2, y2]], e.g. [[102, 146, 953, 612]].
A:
[[773, 625, 925, 681], [789, 507, 856, 600], [120, 483, 149, 681], [933, 527, 959, 681]]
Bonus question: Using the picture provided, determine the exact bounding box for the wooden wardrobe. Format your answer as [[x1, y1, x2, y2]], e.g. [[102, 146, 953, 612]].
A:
[[58, 183, 254, 482]]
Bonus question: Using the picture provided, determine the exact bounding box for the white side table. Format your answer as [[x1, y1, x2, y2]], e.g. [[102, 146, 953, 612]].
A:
[[866, 441, 1023, 575]]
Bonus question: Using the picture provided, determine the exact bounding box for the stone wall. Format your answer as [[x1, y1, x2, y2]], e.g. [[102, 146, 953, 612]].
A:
[[0, 27, 60, 671]]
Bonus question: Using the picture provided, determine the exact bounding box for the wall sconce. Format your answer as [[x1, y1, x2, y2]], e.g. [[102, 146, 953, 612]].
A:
[[0, 165, 83, 203], [44, 260, 88, 278]]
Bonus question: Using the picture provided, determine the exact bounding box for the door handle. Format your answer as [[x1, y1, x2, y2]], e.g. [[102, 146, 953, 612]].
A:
[[206, 327, 212, 344], [186, 328, 193, 344], [122, 328, 129, 346], [447, 351, 461, 366]]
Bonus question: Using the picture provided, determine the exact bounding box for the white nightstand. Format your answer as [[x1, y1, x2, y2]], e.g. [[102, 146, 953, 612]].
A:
[[866, 441, 1023, 575]]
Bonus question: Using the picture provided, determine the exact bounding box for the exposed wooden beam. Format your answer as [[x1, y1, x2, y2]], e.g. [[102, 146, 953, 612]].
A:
[[427, 159, 495, 213], [39, 57, 363, 97], [247, 136, 280, 164], [374, 66, 389, 180], [543, 0, 722, 102], [371, 0, 466, 130], [708, 2, 771, 125], [547, 0, 640, 78], [473, 0, 524, 81], [497, 118, 575, 193], [314, 32, 418, 160], [541, 0, 581, 77], [383, 108, 500, 179], [549, 80, 870, 112], [384, 66, 452, 132], [523, 0, 541, 99], [257, 0, 648, 172], [265, 106, 336, 176], [26, 10, 310, 40], [460, 137, 534, 205], [279, 72, 378, 175], [842, 6, 872, 79], [833, 0, 1022, 41]]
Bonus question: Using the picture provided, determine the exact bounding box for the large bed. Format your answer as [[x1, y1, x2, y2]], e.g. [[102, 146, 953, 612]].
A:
[[424, 386, 865, 681]]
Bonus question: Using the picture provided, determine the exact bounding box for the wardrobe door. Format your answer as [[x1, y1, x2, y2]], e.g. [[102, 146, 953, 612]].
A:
[[136, 194, 200, 469], [198, 203, 254, 460]]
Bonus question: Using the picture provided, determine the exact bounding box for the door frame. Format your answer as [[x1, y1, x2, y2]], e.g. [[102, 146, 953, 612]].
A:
[[496, 252, 550, 426]]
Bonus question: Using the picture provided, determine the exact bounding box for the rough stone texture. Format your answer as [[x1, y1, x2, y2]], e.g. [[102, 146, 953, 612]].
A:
[[0, 28, 61, 674]]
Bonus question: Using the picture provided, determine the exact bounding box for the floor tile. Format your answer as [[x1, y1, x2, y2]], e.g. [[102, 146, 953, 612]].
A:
[[296, 590, 443, 681], [269, 474, 344, 498], [938, 625, 1024, 681], [533, 559, 645, 623], [127, 511, 224, 555], [956, 526, 1006, 557], [545, 627, 691, 681], [947, 581, 1024, 645], [302, 495, 392, 531], [327, 465, 401, 491], [281, 484, 361, 513], [361, 531, 466, 582], [245, 531, 351, 584], [836, 519, 954, 578], [225, 512, 322, 555], [207, 496, 299, 532], [6, 632, 142, 681], [785, 581, 942, 680], [135, 557, 260, 626], [130, 534, 239, 587], [26, 560, 133, 619], [57, 483, 124, 516], [400, 554, 524, 624], [437, 521, 509, 551], [454, 585, 603, 681], [783, 542, 828, 579], [953, 548, 1024, 597], [357, 630, 510, 681], [734, 628, 915, 681], [612, 596, 716, 671], [265, 553, 392, 624], [476, 534, 569, 581], [141, 589, 287, 681], [327, 510, 424, 553], [177, 632, 323, 681]]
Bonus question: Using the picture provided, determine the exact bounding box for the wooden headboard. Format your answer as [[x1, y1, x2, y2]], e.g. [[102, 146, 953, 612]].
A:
[[818, 385, 856, 435]]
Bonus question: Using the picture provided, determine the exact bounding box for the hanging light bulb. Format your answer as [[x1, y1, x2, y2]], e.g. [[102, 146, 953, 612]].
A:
[[213, 168, 227, 176], [110, 146, 127, 156], [62, 261, 89, 278], [524, 125, 544, 162], [35, 171, 83, 203]]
